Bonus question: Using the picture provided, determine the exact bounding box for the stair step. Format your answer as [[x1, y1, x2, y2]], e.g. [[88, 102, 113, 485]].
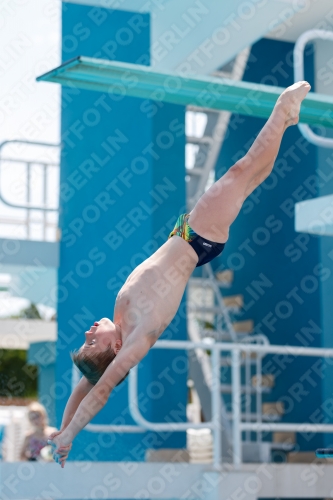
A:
[[252, 374, 275, 389], [273, 431, 296, 444], [222, 294, 243, 309], [233, 320, 253, 333], [287, 451, 319, 463], [270, 442, 295, 451], [262, 402, 284, 417], [146, 449, 189, 463], [241, 351, 259, 360], [215, 270, 233, 284]]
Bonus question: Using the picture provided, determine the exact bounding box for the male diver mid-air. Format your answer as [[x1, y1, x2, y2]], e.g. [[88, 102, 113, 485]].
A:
[[49, 81, 311, 466]]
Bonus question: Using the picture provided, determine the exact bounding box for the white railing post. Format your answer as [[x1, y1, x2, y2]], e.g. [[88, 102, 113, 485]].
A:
[[232, 348, 241, 467], [256, 353, 262, 444], [211, 346, 221, 469], [245, 351, 251, 442], [43, 163, 47, 240], [26, 162, 31, 239]]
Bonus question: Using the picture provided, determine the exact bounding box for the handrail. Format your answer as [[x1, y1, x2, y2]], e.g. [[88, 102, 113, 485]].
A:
[[152, 340, 333, 357], [0, 139, 60, 148], [240, 334, 269, 345], [294, 29, 333, 149], [81, 339, 333, 468], [129, 365, 214, 431], [128, 348, 222, 469], [85, 423, 146, 433], [0, 139, 59, 211], [241, 422, 333, 433], [135, 341, 333, 468]]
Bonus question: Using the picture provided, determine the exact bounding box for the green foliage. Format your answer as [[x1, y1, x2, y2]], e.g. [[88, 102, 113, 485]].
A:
[[10, 303, 42, 320], [0, 349, 38, 398]]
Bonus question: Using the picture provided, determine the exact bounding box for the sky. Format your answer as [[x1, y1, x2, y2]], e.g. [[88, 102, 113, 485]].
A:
[[0, 0, 61, 145]]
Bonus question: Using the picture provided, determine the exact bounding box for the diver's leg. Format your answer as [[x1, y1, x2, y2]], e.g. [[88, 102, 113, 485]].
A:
[[188, 81, 311, 243]]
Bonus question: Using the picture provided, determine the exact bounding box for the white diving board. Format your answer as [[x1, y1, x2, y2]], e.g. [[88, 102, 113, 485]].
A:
[[295, 194, 333, 236], [37, 57, 333, 128]]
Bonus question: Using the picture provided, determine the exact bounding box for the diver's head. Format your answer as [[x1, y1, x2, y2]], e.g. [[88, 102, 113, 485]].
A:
[[71, 318, 129, 386]]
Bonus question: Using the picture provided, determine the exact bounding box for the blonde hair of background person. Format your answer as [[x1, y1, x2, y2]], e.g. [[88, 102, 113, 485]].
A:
[[48, 82, 311, 467], [20, 402, 57, 461]]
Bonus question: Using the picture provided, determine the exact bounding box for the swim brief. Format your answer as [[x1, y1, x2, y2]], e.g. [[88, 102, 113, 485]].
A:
[[168, 213, 226, 267]]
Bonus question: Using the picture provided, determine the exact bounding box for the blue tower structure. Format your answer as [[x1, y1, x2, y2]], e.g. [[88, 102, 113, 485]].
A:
[[57, 3, 187, 460]]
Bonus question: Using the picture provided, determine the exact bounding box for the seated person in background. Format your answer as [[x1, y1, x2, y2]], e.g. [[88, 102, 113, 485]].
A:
[[20, 402, 57, 461]]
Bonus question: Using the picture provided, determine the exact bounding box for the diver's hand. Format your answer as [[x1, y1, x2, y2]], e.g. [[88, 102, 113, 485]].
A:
[[48, 433, 72, 468], [48, 430, 62, 441]]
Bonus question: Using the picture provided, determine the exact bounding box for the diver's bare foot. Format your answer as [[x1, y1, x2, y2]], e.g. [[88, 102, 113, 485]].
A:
[[277, 81, 311, 128]]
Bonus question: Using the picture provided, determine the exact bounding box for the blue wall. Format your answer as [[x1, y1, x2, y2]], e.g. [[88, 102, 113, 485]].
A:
[[215, 38, 324, 451], [57, 3, 187, 461]]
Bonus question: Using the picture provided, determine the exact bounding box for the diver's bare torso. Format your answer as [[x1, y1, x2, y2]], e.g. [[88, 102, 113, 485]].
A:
[[113, 83, 311, 348], [113, 236, 198, 344]]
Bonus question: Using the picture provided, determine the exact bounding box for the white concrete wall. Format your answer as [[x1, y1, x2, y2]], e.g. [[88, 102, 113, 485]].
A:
[[0, 319, 56, 349]]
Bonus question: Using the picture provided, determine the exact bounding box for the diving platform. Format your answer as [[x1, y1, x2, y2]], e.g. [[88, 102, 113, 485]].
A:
[[2, 462, 333, 500], [295, 194, 333, 236], [37, 57, 333, 127]]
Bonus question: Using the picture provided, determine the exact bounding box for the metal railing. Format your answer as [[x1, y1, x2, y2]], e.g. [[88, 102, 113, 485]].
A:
[[230, 342, 333, 465], [203, 263, 238, 341], [191, 263, 271, 448], [0, 140, 60, 240], [294, 29, 333, 149], [130, 345, 222, 468], [79, 339, 333, 469]]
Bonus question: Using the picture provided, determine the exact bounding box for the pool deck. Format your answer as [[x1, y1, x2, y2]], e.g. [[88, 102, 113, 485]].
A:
[[1, 462, 333, 499]]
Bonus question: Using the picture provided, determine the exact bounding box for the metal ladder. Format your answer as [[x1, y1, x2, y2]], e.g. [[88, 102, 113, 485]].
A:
[[185, 47, 251, 211], [184, 48, 293, 462]]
